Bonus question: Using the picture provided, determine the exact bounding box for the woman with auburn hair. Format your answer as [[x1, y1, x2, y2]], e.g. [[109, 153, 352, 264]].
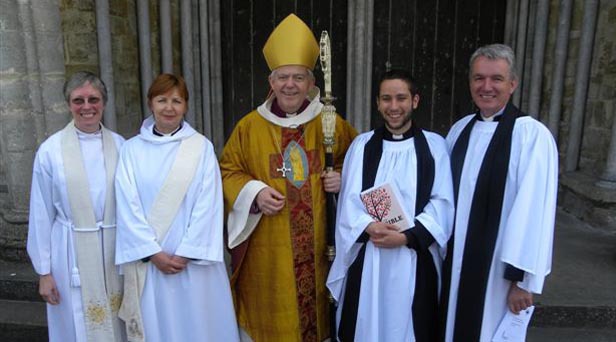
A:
[[115, 74, 239, 341]]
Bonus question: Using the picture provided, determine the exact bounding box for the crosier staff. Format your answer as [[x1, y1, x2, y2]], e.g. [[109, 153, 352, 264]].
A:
[[319, 30, 337, 340]]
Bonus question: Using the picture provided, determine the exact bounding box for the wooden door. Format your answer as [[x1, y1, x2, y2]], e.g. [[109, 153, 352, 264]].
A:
[[220, 0, 506, 138]]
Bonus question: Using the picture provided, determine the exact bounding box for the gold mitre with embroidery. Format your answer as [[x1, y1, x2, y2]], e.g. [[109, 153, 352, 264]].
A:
[[262, 14, 319, 71]]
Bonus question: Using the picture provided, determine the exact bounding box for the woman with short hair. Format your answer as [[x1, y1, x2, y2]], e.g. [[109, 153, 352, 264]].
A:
[[115, 74, 239, 341], [27, 71, 126, 341]]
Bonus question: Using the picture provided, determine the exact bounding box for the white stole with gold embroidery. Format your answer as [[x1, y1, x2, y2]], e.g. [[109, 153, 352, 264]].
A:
[[60, 121, 124, 341], [118, 133, 205, 342]]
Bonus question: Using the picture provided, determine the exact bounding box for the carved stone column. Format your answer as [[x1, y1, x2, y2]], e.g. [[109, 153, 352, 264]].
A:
[[0, 0, 66, 260], [346, 0, 374, 133]]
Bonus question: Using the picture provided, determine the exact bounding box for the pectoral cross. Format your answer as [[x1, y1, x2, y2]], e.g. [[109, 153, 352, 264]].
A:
[[276, 161, 291, 178]]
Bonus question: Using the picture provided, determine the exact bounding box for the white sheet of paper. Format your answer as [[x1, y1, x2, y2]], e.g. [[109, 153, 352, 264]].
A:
[[492, 305, 535, 342]]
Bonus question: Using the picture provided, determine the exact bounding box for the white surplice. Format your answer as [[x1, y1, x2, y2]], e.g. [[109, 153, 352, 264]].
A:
[[115, 116, 239, 342], [27, 127, 125, 342], [327, 130, 454, 342], [443, 115, 558, 342]]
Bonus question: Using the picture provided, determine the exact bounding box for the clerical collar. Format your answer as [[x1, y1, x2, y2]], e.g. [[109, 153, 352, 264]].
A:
[[75, 124, 102, 136], [153, 122, 183, 137], [271, 98, 310, 118], [383, 126, 415, 141], [479, 105, 506, 122]]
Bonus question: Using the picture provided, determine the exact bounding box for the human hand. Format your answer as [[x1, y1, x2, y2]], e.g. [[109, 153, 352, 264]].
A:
[[170, 255, 189, 267], [151, 252, 188, 275], [507, 282, 533, 314], [39, 274, 60, 305], [365, 222, 407, 248], [321, 170, 341, 193], [256, 187, 285, 216]]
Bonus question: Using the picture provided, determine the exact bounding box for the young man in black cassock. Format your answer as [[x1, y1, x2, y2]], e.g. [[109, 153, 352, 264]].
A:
[[327, 69, 454, 342]]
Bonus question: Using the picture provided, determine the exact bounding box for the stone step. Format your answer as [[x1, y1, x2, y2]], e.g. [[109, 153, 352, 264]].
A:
[[0, 260, 41, 302], [528, 326, 616, 342], [532, 304, 616, 329], [1, 249, 615, 334], [0, 299, 48, 342], [0, 295, 614, 340]]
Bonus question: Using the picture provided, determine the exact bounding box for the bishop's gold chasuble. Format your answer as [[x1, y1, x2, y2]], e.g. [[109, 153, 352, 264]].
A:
[[220, 110, 356, 341]]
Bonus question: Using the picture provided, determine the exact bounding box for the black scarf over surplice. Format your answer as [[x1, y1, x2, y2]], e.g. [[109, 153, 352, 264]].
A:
[[438, 102, 525, 341], [337, 123, 438, 342]]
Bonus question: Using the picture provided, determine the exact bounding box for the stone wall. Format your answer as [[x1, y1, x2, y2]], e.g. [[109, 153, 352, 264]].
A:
[[542, 0, 616, 175], [540, 0, 616, 230], [581, 1, 616, 174], [59, 0, 159, 138], [0, 0, 185, 260], [0, 0, 67, 260]]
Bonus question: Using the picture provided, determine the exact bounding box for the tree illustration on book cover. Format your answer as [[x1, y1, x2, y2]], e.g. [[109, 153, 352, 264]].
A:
[[360, 187, 392, 221]]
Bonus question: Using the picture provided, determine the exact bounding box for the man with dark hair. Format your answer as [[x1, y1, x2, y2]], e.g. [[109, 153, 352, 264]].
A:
[[440, 44, 558, 341], [327, 69, 454, 341]]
